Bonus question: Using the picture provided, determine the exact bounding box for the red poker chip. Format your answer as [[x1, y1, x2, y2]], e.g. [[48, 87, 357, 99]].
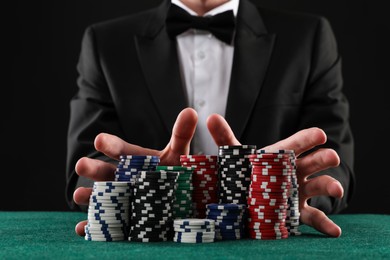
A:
[[250, 227, 289, 233], [249, 192, 289, 197], [249, 228, 289, 234], [251, 177, 291, 182], [251, 178, 291, 184], [248, 215, 287, 221], [249, 210, 288, 216], [249, 157, 291, 162], [192, 175, 218, 180], [250, 189, 290, 194], [249, 194, 289, 200], [249, 235, 289, 240], [190, 169, 218, 172], [246, 221, 286, 227], [192, 174, 218, 180], [252, 165, 292, 172], [249, 154, 291, 159], [247, 199, 288, 206], [249, 208, 288, 213], [248, 232, 289, 239], [251, 182, 291, 187], [192, 193, 217, 199], [192, 195, 218, 200], [248, 212, 287, 218], [248, 220, 286, 225], [249, 190, 289, 195], [192, 176, 218, 182], [251, 162, 292, 167], [249, 233, 289, 238], [192, 184, 218, 189], [251, 179, 291, 184], [247, 199, 289, 205], [252, 172, 292, 177], [180, 155, 217, 159], [252, 168, 292, 173], [251, 171, 292, 176], [251, 174, 291, 179], [250, 187, 290, 193], [247, 205, 288, 212]]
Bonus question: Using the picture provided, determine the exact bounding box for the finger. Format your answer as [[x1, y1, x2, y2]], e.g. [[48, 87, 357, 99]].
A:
[[167, 108, 198, 156], [94, 133, 160, 160], [75, 157, 116, 181], [296, 148, 340, 179], [262, 127, 327, 156], [302, 175, 344, 199], [206, 113, 240, 146], [73, 187, 92, 205], [300, 206, 342, 237], [75, 220, 88, 236]]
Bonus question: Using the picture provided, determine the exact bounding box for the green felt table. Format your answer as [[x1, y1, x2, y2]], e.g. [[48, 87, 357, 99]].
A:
[[0, 212, 389, 259]]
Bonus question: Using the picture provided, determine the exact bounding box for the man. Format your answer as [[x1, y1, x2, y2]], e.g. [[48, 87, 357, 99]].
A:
[[67, 0, 355, 238]]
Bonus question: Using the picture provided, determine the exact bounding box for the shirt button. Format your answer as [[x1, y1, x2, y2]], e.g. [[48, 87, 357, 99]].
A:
[[198, 100, 205, 107], [197, 51, 205, 60]]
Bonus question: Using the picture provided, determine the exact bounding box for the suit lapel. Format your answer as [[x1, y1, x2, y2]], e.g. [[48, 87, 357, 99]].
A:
[[226, 0, 276, 140], [134, 1, 187, 133]]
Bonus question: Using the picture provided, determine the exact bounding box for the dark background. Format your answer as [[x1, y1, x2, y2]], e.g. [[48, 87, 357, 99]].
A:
[[6, 0, 389, 214]]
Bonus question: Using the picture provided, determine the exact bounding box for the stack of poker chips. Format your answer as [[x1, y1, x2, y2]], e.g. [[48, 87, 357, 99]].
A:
[[206, 203, 246, 240], [247, 151, 295, 240], [173, 219, 215, 243], [256, 149, 301, 236], [128, 170, 178, 242], [85, 181, 132, 241], [156, 166, 194, 219], [115, 155, 160, 183], [180, 155, 219, 218], [218, 145, 257, 205]]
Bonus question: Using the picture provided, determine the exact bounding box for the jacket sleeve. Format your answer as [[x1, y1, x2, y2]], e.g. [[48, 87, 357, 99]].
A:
[[65, 26, 123, 210], [299, 17, 355, 214]]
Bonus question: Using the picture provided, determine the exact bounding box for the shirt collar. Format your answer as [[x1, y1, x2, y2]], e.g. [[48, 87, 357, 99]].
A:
[[171, 0, 239, 17]]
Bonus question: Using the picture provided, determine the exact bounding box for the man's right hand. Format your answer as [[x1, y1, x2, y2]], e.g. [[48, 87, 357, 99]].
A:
[[73, 107, 198, 236]]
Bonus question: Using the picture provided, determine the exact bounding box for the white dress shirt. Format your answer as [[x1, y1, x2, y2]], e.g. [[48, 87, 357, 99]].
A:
[[171, 0, 239, 155]]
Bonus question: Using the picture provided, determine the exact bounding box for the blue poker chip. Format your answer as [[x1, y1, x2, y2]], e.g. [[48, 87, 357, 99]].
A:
[[89, 205, 126, 210], [206, 213, 244, 220], [174, 219, 215, 226], [92, 202, 128, 207], [92, 191, 130, 197], [116, 165, 157, 170], [119, 155, 159, 160], [89, 215, 126, 221], [88, 212, 125, 218], [119, 160, 160, 165]]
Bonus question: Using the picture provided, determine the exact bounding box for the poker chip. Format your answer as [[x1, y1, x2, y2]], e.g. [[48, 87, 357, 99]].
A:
[[218, 145, 256, 207], [128, 170, 178, 242], [115, 155, 160, 183], [206, 203, 246, 240], [156, 166, 194, 219], [173, 219, 215, 243], [85, 181, 131, 241], [180, 155, 219, 218], [247, 151, 299, 239], [86, 149, 300, 243]]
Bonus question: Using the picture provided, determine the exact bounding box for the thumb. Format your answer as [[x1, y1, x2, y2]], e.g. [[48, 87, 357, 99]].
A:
[[206, 113, 240, 146], [162, 108, 198, 164]]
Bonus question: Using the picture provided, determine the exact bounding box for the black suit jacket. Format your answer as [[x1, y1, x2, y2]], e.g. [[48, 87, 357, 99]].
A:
[[66, 0, 355, 213]]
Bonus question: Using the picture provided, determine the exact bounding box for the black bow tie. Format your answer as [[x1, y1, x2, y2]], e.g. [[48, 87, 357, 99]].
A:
[[166, 4, 236, 44]]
